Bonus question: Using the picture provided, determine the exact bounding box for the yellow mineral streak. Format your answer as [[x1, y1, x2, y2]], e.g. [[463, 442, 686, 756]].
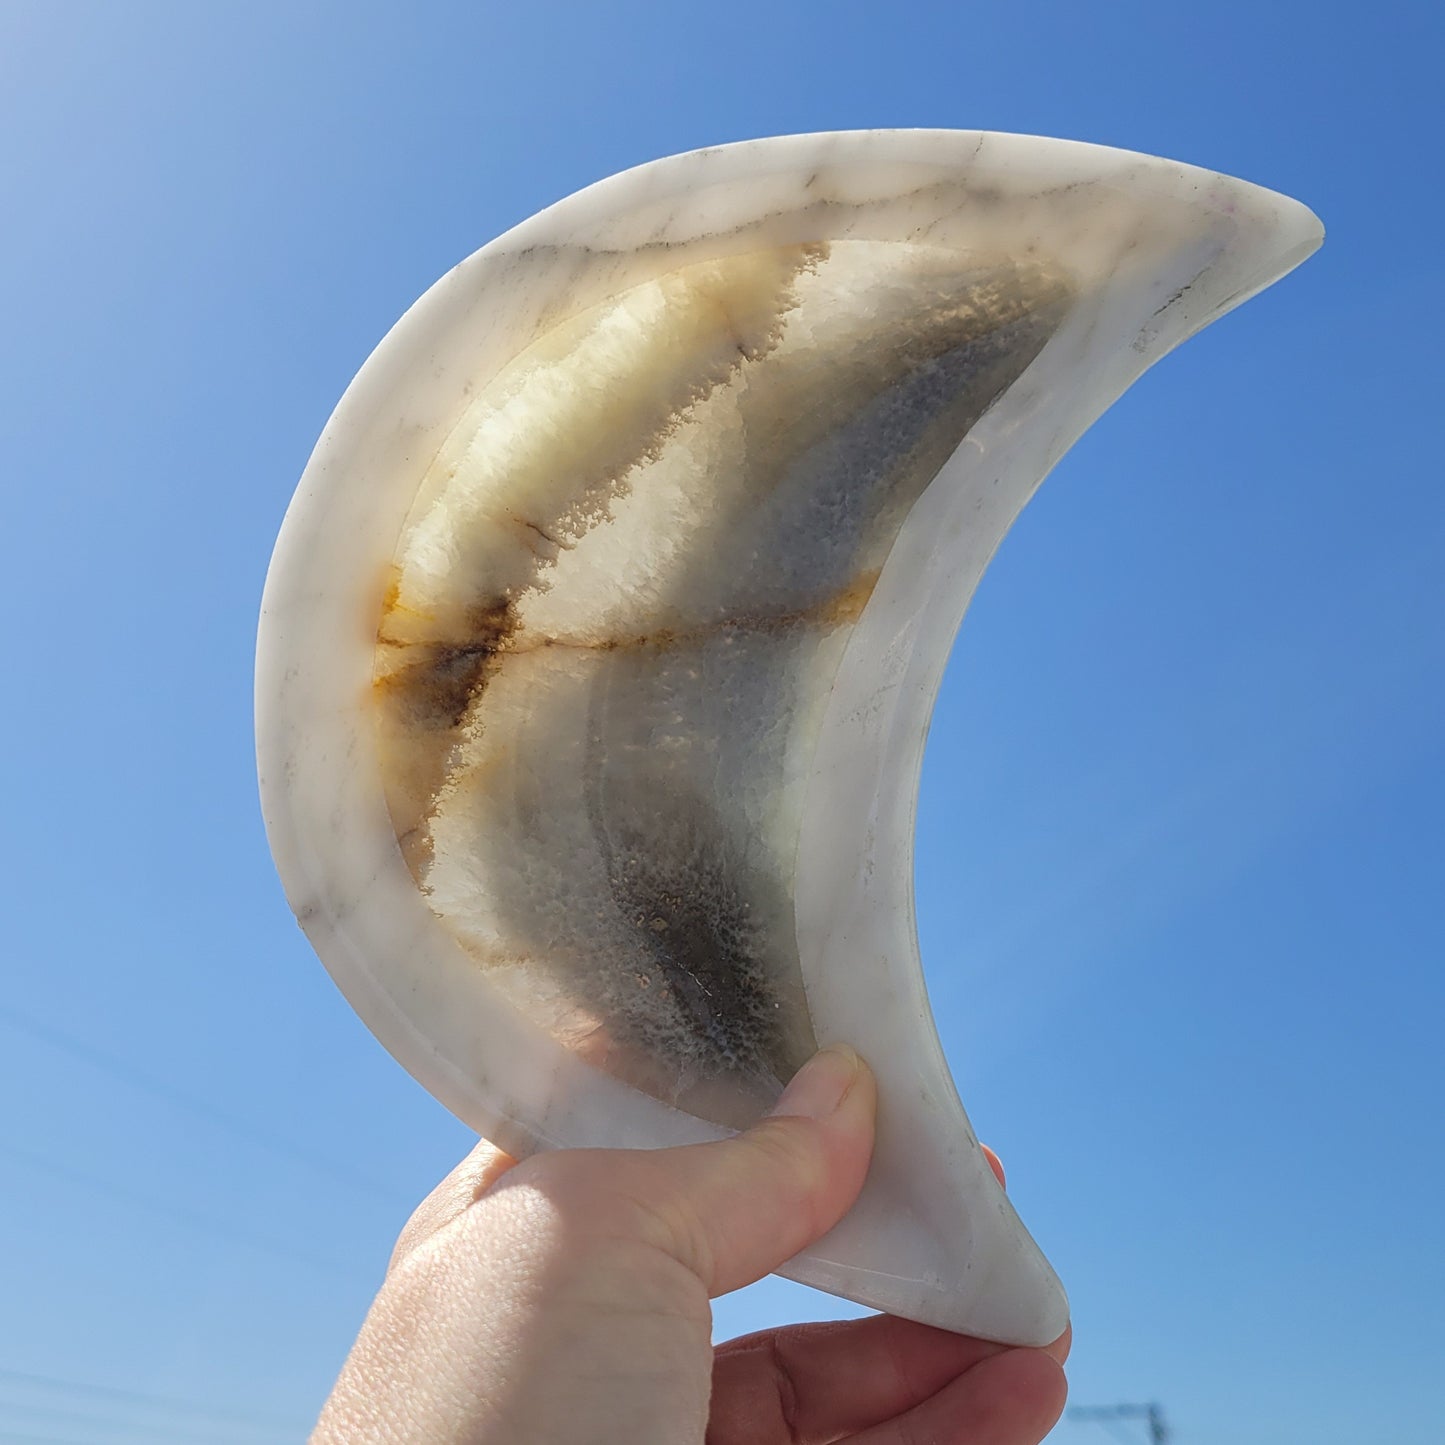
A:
[[372, 245, 827, 841], [376, 245, 826, 655]]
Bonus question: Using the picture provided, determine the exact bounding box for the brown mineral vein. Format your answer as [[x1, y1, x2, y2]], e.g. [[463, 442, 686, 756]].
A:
[[372, 246, 832, 853], [375, 565, 882, 669]]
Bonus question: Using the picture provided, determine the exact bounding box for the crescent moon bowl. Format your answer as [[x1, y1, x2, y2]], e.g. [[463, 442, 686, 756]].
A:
[[256, 130, 1322, 1346]]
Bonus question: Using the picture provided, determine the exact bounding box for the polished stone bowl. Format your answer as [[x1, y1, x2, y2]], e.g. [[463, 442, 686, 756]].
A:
[[256, 130, 1321, 1345]]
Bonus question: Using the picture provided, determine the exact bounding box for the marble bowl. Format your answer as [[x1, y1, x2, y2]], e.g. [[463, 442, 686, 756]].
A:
[[256, 130, 1321, 1345]]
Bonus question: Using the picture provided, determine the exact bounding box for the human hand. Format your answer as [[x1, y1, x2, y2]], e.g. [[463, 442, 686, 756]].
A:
[[312, 1046, 1069, 1444]]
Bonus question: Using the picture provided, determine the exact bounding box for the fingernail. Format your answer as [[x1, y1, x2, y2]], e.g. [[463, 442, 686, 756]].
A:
[[769, 1045, 862, 1121]]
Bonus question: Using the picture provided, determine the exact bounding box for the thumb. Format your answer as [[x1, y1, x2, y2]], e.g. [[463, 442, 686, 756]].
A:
[[629, 1045, 877, 1297]]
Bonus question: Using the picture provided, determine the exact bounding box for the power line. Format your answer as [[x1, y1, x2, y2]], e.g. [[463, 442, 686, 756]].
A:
[[0, 1367, 300, 1435], [0, 1140, 354, 1278], [0, 1430, 99, 1445], [0, 1004, 395, 1203], [0, 1393, 293, 1441], [0, 1397, 289, 1444]]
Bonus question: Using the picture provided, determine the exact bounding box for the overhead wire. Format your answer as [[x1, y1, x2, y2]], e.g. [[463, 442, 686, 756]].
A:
[[0, 1006, 383, 1430], [0, 1430, 99, 1445], [0, 1366, 298, 1427], [0, 1004, 396, 1203], [0, 1399, 290, 1445], [0, 1367, 302, 1443], [0, 1140, 354, 1278]]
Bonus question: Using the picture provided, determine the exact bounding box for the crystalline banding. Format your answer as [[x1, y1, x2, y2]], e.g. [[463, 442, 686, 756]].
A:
[[372, 241, 1075, 1126]]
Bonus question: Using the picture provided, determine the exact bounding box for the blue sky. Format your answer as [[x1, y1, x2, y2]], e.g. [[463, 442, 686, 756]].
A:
[[2, 2, 1440, 1441]]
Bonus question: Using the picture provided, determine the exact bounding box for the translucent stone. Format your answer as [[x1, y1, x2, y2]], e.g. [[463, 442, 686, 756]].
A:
[[256, 131, 1322, 1345]]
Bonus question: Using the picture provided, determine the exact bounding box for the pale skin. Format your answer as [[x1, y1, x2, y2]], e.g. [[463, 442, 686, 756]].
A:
[[313, 1046, 1070, 1444]]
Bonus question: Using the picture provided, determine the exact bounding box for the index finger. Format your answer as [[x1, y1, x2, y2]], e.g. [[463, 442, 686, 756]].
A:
[[709, 1314, 1070, 1444]]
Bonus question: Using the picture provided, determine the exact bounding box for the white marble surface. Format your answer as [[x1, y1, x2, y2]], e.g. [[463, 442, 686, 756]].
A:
[[256, 130, 1321, 1346]]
